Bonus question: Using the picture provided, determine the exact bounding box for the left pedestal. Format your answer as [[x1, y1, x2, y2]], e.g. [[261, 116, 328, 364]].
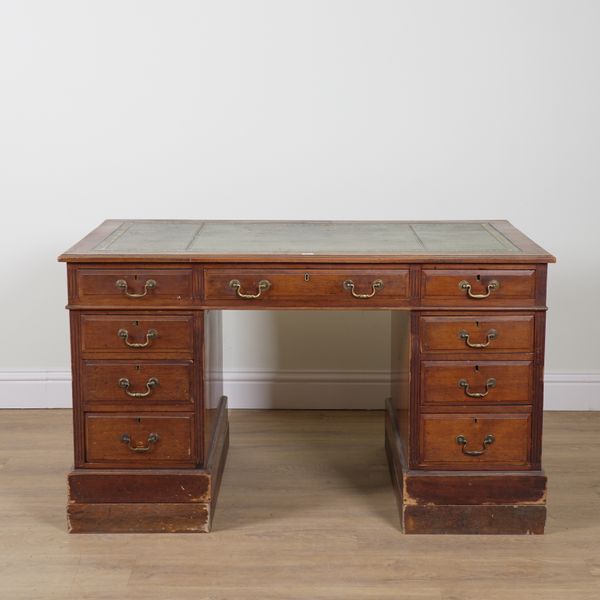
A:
[[64, 264, 226, 533]]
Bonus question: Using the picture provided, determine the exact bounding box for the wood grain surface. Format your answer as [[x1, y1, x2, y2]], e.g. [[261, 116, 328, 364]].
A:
[[0, 409, 598, 600]]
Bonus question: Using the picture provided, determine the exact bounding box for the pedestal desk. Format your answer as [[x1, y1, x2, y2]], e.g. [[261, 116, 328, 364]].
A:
[[58, 220, 555, 534]]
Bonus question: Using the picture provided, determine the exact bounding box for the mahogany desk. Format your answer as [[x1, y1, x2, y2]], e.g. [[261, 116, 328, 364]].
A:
[[58, 220, 555, 534]]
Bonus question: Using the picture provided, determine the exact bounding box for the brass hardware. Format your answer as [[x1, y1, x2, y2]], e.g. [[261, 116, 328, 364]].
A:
[[458, 328, 497, 348], [458, 377, 497, 398], [115, 279, 157, 298], [343, 279, 384, 299], [458, 279, 499, 299], [118, 377, 159, 398], [304, 273, 310, 282], [117, 328, 158, 348], [121, 432, 159, 453], [456, 434, 495, 456], [229, 279, 271, 299]]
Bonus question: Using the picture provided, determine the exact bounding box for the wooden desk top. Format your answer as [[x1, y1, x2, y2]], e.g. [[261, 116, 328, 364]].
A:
[[59, 220, 555, 264]]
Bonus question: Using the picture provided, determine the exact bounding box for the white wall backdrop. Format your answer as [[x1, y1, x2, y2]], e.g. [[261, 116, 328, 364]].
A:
[[1, 1, 599, 408]]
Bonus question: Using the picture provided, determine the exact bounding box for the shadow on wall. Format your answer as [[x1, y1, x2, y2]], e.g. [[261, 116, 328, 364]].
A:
[[222, 310, 393, 409]]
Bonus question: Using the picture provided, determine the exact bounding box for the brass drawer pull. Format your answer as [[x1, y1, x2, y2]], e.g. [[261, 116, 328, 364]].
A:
[[456, 433, 495, 456], [121, 432, 159, 453], [458, 328, 497, 348], [458, 279, 499, 299], [118, 377, 159, 398], [458, 377, 496, 398], [229, 279, 271, 299], [115, 279, 157, 298], [343, 279, 384, 299], [117, 328, 158, 348]]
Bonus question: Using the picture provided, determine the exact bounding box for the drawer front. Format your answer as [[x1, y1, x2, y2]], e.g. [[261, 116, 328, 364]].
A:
[[73, 268, 194, 307], [204, 268, 410, 306], [419, 413, 531, 469], [85, 414, 195, 466], [420, 315, 534, 354], [81, 360, 193, 407], [421, 361, 533, 405], [80, 314, 194, 357], [422, 268, 536, 306]]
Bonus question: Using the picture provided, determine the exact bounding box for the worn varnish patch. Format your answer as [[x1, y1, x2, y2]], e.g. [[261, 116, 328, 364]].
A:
[[67, 503, 210, 533]]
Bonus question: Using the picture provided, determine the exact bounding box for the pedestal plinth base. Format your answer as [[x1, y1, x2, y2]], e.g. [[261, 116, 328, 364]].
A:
[[67, 398, 229, 533], [384, 399, 547, 535]]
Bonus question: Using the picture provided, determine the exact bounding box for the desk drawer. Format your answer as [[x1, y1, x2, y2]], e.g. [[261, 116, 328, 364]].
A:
[[419, 315, 534, 354], [85, 414, 195, 467], [73, 267, 194, 307], [81, 360, 194, 408], [204, 268, 410, 306], [422, 268, 536, 306], [421, 361, 533, 406], [80, 314, 194, 357], [419, 413, 531, 469]]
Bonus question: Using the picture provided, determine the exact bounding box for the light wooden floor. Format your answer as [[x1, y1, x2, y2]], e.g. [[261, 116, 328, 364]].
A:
[[1, 410, 599, 600]]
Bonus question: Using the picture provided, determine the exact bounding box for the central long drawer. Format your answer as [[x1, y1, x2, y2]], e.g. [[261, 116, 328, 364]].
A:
[[203, 267, 411, 307]]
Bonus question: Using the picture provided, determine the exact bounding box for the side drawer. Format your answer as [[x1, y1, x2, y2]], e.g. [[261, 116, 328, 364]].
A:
[[80, 314, 194, 358], [421, 361, 533, 406], [419, 315, 534, 354], [419, 413, 531, 469], [204, 268, 410, 307], [85, 414, 195, 467], [72, 267, 195, 307], [422, 268, 536, 307], [81, 360, 194, 408]]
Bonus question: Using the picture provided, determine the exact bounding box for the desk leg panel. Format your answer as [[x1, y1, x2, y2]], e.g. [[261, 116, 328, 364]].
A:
[[385, 399, 546, 534]]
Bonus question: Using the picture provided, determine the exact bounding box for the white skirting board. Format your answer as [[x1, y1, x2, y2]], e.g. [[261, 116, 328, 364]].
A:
[[0, 370, 599, 410]]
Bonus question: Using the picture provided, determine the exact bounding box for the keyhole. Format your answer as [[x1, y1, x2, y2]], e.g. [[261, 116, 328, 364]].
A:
[[475, 364, 480, 372], [304, 273, 310, 282], [475, 320, 480, 327], [473, 417, 478, 424], [134, 274, 139, 281], [132, 320, 139, 326], [135, 365, 141, 372], [476, 274, 481, 281], [136, 417, 141, 424]]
